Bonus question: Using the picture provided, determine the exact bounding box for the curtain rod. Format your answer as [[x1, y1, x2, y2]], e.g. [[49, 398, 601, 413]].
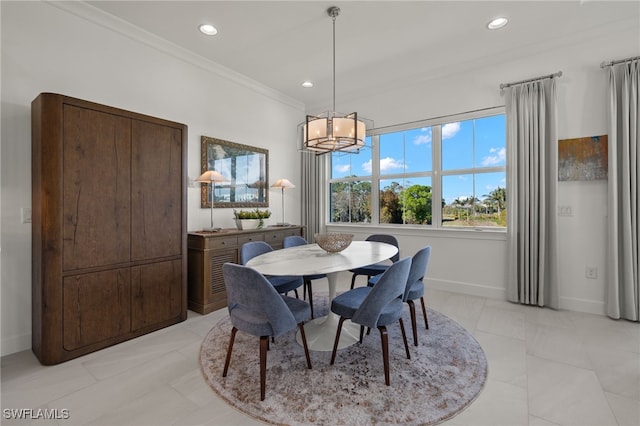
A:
[[600, 55, 640, 68], [499, 71, 563, 90]]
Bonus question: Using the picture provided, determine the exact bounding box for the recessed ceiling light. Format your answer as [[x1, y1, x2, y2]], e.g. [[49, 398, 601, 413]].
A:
[[301, 81, 314, 88], [199, 24, 218, 36], [487, 17, 508, 30]]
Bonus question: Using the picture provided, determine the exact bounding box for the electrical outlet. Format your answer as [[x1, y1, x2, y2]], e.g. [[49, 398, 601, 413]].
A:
[[585, 267, 598, 279], [558, 205, 573, 216]]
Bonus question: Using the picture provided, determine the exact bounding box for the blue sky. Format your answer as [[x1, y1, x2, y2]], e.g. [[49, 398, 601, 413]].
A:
[[332, 114, 506, 205]]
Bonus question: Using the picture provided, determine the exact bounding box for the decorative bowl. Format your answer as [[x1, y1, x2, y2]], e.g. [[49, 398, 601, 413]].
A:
[[314, 233, 354, 253]]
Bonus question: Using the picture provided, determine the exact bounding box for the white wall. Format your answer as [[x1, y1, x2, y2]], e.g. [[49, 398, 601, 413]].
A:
[[326, 18, 639, 315], [0, 1, 304, 356]]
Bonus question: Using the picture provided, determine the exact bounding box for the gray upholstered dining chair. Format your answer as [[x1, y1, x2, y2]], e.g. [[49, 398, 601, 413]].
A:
[[349, 234, 400, 289], [221, 262, 312, 401], [240, 241, 304, 297], [330, 257, 412, 385], [369, 245, 432, 346], [283, 235, 327, 318]]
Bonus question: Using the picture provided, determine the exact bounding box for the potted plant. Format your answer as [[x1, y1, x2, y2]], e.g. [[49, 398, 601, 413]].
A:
[[233, 209, 271, 230]]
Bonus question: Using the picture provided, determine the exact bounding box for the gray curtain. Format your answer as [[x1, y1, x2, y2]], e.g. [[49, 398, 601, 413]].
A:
[[300, 151, 327, 242], [505, 78, 559, 308], [606, 59, 640, 321]]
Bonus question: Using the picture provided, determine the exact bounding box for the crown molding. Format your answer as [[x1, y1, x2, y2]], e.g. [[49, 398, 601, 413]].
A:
[[47, 1, 305, 111]]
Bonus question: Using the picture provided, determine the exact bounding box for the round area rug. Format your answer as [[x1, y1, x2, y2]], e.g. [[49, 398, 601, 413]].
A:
[[200, 295, 487, 425]]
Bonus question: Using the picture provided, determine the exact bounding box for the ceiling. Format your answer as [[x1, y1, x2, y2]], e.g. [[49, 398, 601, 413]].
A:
[[87, 1, 638, 111]]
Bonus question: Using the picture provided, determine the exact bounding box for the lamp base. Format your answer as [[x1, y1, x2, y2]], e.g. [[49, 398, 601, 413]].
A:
[[202, 227, 223, 232]]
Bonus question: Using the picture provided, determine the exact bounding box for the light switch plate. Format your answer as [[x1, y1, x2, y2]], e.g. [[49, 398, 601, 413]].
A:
[[21, 207, 32, 224]]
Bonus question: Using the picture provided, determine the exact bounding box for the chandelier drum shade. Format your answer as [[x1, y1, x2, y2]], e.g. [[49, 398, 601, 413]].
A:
[[304, 111, 366, 153], [301, 6, 371, 154]]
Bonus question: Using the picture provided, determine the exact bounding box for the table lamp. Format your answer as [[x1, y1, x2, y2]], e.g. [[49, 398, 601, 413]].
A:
[[195, 170, 229, 231], [271, 178, 295, 226]]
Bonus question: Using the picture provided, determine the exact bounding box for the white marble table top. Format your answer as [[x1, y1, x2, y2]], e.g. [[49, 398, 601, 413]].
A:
[[245, 241, 398, 277]]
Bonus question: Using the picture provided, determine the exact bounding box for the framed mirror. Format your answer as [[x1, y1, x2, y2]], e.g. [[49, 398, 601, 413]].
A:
[[200, 136, 269, 208]]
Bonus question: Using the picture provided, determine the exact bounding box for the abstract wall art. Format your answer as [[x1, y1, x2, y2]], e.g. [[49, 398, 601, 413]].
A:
[[558, 135, 608, 181]]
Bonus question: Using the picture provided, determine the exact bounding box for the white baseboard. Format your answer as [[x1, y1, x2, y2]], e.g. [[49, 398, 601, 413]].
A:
[[427, 278, 607, 317], [427, 278, 507, 300], [559, 296, 606, 316], [1, 333, 31, 357]]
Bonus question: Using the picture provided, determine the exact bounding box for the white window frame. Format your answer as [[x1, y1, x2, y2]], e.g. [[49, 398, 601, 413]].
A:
[[328, 106, 506, 232]]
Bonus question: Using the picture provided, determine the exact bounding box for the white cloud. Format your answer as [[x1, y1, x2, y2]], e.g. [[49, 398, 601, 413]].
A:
[[481, 147, 506, 166], [442, 122, 461, 139], [413, 128, 432, 145], [363, 157, 404, 174], [334, 164, 350, 173], [380, 157, 404, 172]]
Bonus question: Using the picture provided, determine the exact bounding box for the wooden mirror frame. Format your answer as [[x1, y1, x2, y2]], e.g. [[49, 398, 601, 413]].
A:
[[200, 136, 269, 208]]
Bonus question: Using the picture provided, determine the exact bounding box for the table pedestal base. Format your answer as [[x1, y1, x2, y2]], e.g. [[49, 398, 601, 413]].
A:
[[296, 312, 360, 351]]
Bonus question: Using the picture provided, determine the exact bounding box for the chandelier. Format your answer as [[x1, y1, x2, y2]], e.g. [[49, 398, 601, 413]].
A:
[[301, 6, 371, 154]]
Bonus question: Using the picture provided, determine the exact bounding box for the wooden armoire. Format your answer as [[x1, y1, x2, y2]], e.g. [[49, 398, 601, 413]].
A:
[[31, 93, 187, 365]]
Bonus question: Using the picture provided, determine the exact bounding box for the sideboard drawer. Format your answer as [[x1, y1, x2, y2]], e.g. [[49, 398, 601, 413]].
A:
[[238, 233, 265, 245], [264, 231, 285, 245], [208, 236, 238, 250]]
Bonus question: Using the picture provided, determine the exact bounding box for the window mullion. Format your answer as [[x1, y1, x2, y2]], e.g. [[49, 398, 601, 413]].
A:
[[432, 125, 443, 228], [371, 134, 380, 225]]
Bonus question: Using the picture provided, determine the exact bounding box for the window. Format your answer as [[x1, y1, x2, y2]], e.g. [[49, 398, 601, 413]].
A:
[[329, 108, 506, 229], [329, 137, 372, 223]]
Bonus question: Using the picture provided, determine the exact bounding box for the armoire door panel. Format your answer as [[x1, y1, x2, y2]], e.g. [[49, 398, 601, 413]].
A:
[[33, 93, 187, 364], [131, 120, 183, 261], [131, 259, 183, 331], [63, 269, 131, 351], [62, 105, 131, 270]]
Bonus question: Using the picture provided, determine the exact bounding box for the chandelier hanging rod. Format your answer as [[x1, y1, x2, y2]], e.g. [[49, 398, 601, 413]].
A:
[[329, 6, 339, 112]]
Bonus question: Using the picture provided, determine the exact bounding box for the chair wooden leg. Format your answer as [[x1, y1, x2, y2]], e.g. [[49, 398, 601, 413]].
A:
[[420, 297, 429, 329], [407, 300, 419, 346], [350, 274, 357, 289], [222, 327, 238, 377], [399, 318, 411, 360], [330, 317, 347, 365], [259, 336, 268, 401], [378, 325, 390, 385], [298, 322, 312, 369], [359, 325, 365, 343], [306, 280, 314, 319]]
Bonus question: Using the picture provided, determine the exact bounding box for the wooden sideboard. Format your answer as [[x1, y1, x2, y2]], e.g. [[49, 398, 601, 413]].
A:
[[187, 226, 305, 314]]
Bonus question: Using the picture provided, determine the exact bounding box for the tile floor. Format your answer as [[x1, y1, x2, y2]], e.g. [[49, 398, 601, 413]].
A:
[[2, 273, 639, 426]]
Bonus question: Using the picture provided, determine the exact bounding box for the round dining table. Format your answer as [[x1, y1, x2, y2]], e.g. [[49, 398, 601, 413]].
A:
[[246, 240, 398, 351]]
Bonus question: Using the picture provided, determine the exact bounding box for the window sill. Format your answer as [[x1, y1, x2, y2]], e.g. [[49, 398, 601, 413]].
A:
[[325, 223, 507, 241]]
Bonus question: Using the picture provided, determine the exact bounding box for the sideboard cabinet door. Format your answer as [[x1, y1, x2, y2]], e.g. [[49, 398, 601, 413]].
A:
[[187, 226, 305, 314]]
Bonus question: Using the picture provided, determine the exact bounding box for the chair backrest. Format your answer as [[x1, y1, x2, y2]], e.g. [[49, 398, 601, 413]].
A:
[[283, 235, 307, 248], [240, 241, 273, 265], [365, 234, 400, 262], [223, 262, 297, 337], [352, 257, 412, 328], [403, 246, 432, 301]]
